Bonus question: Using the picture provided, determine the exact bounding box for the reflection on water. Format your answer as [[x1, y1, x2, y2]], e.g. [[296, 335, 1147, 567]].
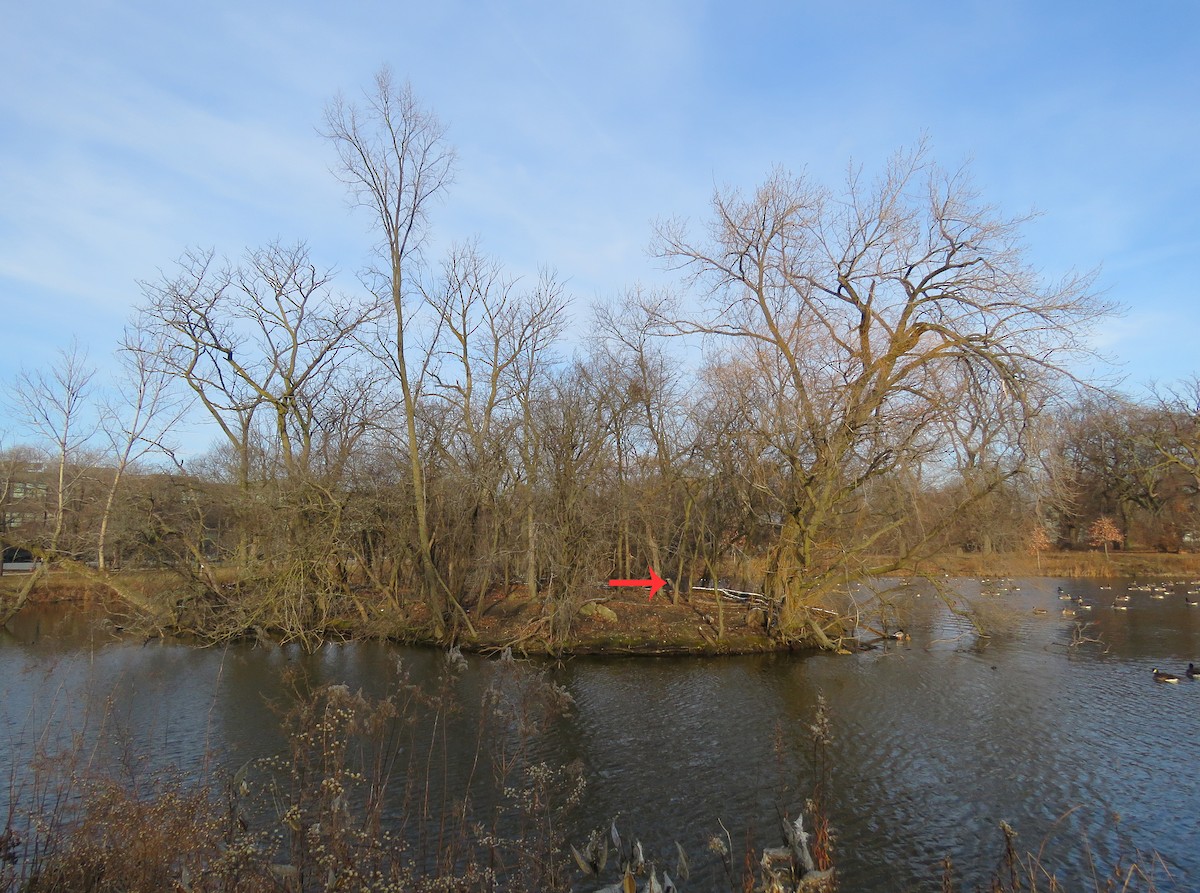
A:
[[3, 578, 1200, 891]]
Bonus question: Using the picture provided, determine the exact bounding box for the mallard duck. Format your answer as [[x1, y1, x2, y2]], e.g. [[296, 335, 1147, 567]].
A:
[[1187, 663, 1199, 679], [1153, 668, 1181, 683]]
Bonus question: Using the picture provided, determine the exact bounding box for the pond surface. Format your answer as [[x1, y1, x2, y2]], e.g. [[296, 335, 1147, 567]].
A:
[[3, 577, 1200, 891]]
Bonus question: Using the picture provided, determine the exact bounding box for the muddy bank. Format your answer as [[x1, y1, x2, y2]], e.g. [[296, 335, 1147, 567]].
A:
[[379, 585, 791, 656]]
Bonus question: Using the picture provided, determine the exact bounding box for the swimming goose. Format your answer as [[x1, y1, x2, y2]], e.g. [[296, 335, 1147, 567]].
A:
[[1187, 663, 1199, 679], [1153, 667, 1181, 683]]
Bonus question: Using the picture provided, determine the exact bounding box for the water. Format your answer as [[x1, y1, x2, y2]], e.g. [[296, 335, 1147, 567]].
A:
[[3, 578, 1199, 891]]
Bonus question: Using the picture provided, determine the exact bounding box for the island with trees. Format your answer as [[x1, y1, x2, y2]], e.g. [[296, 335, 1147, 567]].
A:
[[4, 70, 1199, 654]]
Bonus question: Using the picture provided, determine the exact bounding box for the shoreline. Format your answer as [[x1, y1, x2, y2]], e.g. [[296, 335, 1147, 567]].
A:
[[6, 550, 1200, 657]]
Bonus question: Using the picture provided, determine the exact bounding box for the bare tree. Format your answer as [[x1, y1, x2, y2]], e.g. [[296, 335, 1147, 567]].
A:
[[422, 243, 570, 619], [1147, 376, 1200, 542], [505, 273, 571, 614], [592, 290, 698, 600], [137, 247, 264, 501], [2, 342, 96, 623], [652, 145, 1112, 645], [529, 359, 614, 642], [140, 242, 378, 483], [136, 241, 383, 640], [94, 323, 190, 571], [1052, 393, 1175, 548], [323, 67, 459, 637], [11, 340, 97, 560]]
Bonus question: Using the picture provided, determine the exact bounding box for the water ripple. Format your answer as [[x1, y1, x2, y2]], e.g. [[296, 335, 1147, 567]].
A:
[[3, 578, 1200, 891]]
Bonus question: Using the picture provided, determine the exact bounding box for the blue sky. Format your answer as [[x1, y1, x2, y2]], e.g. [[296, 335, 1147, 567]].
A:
[[2, 0, 1198, 453]]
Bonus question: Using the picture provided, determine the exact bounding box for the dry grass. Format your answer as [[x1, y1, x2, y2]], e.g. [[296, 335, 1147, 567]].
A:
[[939, 817, 1169, 893], [2, 653, 581, 893], [914, 550, 1200, 580]]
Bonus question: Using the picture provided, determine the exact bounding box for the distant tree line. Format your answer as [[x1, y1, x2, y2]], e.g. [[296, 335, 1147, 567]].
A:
[[4, 70, 1193, 646]]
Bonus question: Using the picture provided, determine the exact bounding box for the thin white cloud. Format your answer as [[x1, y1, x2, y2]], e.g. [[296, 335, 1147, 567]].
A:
[[2, 0, 1198, 439]]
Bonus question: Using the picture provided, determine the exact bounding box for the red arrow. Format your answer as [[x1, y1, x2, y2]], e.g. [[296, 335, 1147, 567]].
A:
[[609, 566, 667, 600]]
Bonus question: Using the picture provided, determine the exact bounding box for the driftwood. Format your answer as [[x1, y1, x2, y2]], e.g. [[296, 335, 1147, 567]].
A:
[[747, 813, 836, 892]]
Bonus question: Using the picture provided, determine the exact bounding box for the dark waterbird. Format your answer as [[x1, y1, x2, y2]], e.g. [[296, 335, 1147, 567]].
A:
[[1153, 668, 1181, 683]]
